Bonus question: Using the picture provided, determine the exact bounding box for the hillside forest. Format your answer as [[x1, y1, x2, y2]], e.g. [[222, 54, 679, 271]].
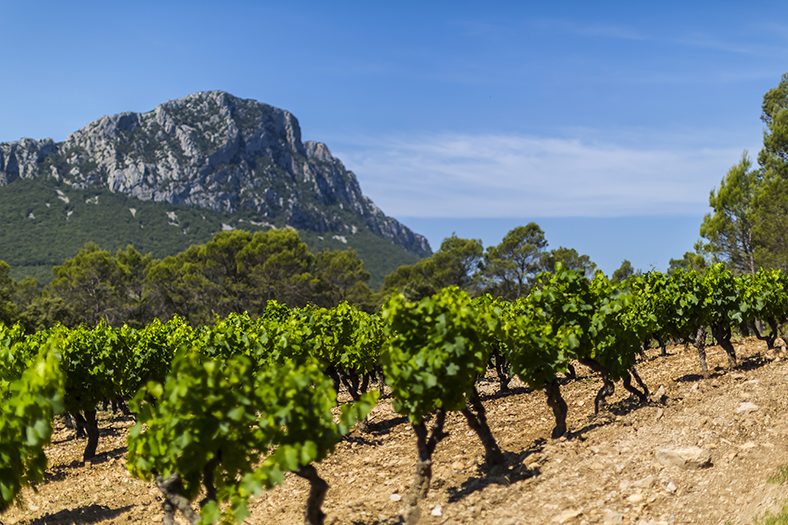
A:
[[0, 221, 599, 331]]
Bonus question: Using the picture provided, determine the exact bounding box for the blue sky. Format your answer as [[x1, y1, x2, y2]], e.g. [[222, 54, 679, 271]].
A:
[[1, 1, 785, 273]]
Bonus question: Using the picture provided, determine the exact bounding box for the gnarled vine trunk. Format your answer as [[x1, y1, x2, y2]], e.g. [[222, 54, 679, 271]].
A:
[[154, 471, 200, 525], [623, 366, 649, 402], [73, 410, 99, 461], [492, 347, 513, 393], [460, 386, 505, 467], [296, 464, 329, 525], [577, 358, 615, 413], [750, 318, 783, 350], [711, 323, 738, 370], [403, 409, 447, 524], [544, 379, 567, 439], [694, 325, 710, 379]]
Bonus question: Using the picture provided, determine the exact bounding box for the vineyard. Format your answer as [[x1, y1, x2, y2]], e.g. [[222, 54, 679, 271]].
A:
[[2, 263, 788, 524]]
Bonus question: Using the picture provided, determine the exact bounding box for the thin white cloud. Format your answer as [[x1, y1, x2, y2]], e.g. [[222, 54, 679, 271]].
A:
[[523, 17, 788, 61], [532, 18, 648, 41], [671, 33, 783, 57], [334, 133, 751, 218], [454, 17, 647, 42]]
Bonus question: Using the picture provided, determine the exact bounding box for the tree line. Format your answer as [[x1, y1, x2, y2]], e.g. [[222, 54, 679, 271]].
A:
[[0, 222, 610, 331], [0, 229, 372, 330]]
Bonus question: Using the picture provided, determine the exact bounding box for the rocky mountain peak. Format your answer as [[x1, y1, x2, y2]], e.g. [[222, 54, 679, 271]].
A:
[[0, 91, 431, 257]]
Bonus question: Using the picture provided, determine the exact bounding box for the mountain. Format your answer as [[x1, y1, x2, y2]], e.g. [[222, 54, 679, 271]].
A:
[[0, 91, 431, 287]]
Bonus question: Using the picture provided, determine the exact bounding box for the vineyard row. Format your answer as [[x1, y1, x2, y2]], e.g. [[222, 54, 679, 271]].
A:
[[1, 263, 786, 524]]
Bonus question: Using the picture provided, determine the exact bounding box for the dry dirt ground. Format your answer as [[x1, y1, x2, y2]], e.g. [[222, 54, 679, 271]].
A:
[[3, 338, 788, 525]]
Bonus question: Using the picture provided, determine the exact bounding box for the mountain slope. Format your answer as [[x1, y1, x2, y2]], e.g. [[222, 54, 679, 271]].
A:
[[0, 91, 430, 286], [0, 178, 421, 288]]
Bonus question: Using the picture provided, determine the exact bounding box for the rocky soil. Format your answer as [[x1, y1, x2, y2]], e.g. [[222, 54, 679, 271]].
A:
[[3, 338, 788, 525]]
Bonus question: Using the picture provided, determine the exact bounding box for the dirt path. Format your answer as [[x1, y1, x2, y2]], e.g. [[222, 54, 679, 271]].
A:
[[3, 338, 788, 525]]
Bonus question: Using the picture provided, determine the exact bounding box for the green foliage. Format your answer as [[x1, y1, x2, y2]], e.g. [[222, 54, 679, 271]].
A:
[[144, 229, 369, 326], [430, 234, 484, 290], [611, 259, 638, 282], [0, 262, 17, 326], [258, 359, 376, 468], [14, 291, 74, 334], [500, 265, 653, 389], [759, 73, 788, 172], [626, 271, 668, 337], [588, 273, 655, 379], [145, 230, 253, 324], [236, 229, 317, 308], [703, 263, 744, 329], [58, 323, 124, 414], [378, 233, 483, 303], [196, 312, 283, 370], [304, 302, 384, 376], [699, 72, 788, 273], [3, 263, 786, 520], [0, 323, 35, 388], [2, 227, 379, 330], [739, 268, 788, 326], [668, 244, 709, 275], [0, 337, 64, 511], [381, 287, 491, 424], [122, 315, 194, 393], [540, 247, 596, 277], [128, 352, 375, 523], [378, 225, 598, 307], [769, 465, 788, 485], [0, 179, 230, 285], [128, 352, 282, 523], [650, 268, 709, 341], [4, 242, 154, 331], [48, 243, 136, 327], [700, 152, 757, 275], [313, 249, 372, 306], [378, 260, 438, 303], [299, 226, 421, 291], [753, 501, 788, 525], [482, 223, 548, 300], [501, 264, 596, 387]]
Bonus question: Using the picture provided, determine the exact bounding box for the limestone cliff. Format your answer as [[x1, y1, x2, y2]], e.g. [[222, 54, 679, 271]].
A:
[[0, 91, 430, 257]]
